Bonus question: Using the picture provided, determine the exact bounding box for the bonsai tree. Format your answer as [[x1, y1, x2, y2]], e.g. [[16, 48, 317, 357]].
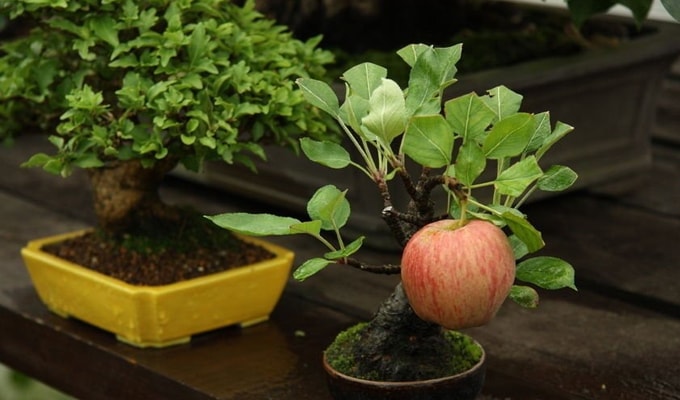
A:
[[209, 43, 577, 384], [0, 0, 335, 276]]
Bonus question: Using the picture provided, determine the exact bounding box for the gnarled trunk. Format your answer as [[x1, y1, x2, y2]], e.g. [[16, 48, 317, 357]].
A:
[[350, 283, 453, 381], [87, 158, 179, 236]]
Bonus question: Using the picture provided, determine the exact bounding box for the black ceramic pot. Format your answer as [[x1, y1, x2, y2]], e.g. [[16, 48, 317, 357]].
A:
[[323, 344, 486, 400]]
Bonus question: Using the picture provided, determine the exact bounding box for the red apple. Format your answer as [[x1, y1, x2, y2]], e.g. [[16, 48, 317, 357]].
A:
[[401, 219, 515, 330]]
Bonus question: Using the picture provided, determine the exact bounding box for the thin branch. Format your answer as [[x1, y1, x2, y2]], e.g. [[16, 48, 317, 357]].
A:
[[376, 175, 410, 247], [344, 258, 401, 275]]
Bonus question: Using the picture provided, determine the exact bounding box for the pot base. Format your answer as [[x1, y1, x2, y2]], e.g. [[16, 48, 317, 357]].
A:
[[323, 338, 486, 400]]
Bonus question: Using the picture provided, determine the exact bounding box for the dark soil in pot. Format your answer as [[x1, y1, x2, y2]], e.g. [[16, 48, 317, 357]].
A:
[[41, 208, 275, 286]]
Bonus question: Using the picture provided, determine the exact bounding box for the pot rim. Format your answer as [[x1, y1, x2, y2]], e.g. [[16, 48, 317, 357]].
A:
[[322, 335, 486, 388]]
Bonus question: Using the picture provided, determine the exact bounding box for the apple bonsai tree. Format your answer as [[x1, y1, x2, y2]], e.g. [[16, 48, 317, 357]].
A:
[[208, 42, 577, 391], [0, 0, 335, 282]]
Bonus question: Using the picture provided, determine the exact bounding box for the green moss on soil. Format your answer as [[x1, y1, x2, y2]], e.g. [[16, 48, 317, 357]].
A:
[[325, 323, 482, 381]]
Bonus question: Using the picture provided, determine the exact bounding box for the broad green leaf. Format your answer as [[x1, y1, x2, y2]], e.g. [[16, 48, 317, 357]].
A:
[[516, 256, 577, 290], [206, 213, 301, 236], [525, 112, 552, 153], [188, 23, 207, 67], [74, 154, 105, 169], [361, 78, 408, 146], [21, 153, 52, 169], [495, 156, 543, 197], [483, 113, 535, 159], [89, 16, 119, 47], [300, 138, 351, 169], [290, 220, 323, 236], [324, 236, 365, 260], [509, 234, 529, 260], [445, 92, 495, 144], [403, 114, 454, 168], [307, 185, 351, 230], [342, 62, 387, 99], [396, 44, 430, 67], [109, 54, 139, 68], [405, 44, 461, 114], [181, 133, 196, 144], [483, 85, 523, 121], [509, 285, 540, 308], [296, 78, 340, 118], [536, 121, 574, 160], [455, 141, 486, 187], [147, 81, 172, 102], [339, 92, 369, 135], [537, 165, 578, 192], [293, 258, 333, 281], [501, 212, 544, 253], [410, 44, 461, 89]]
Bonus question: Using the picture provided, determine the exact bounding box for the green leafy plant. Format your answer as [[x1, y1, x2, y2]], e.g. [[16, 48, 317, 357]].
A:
[[0, 0, 335, 237], [209, 43, 577, 382]]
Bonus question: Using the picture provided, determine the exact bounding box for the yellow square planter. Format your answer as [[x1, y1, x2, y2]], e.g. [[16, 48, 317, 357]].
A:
[[21, 230, 294, 348]]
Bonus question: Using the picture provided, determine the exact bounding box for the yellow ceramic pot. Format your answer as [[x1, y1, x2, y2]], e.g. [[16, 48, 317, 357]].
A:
[[21, 229, 294, 348]]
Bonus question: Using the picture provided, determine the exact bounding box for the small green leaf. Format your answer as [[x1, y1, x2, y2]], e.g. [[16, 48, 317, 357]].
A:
[[339, 93, 369, 135], [74, 154, 104, 169], [324, 236, 365, 260], [296, 78, 340, 118], [495, 156, 543, 197], [525, 112, 552, 153], [188, 23, 207, 67], [21, 153, 52, 169], [508, 234, 529, 260], [307, 185, 351, 230], [300, 138, 351, 169], [290, 220, 323, 236], [483, 113, 535, 159], [89, 16, 119, 47], [455, 141, 486, 187], [509, 285, 540, 308], [403, 114, 454, 168], [516, 256, 577, 290], [536, 121, 574, 160], [206, 213, 301, 236], [502, 212, 544, 253], [537, 165, 578, 192], [445, 92, 495, 144], [483, 85, 523, 121], [396, 44, 430, 67], [293, 258, 333, 281], [186, 119, 200, 134], [342, 62, 387, 99], [180, 134, 196, 146], [405, 44, 461, 114], [361, 78, 408, 146]]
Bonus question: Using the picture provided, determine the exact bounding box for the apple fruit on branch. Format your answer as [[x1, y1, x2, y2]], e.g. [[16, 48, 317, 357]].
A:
[[401, 219, 516, 330], [209, 43, 577, 381]]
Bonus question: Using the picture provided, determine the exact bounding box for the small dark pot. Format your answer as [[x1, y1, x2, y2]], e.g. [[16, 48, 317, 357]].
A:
[[323, 345, 486, 400]]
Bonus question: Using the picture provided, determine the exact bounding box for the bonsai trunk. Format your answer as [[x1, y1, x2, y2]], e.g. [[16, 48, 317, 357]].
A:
[[350, 283, 453, 381], [87, 158, 180, 236]]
